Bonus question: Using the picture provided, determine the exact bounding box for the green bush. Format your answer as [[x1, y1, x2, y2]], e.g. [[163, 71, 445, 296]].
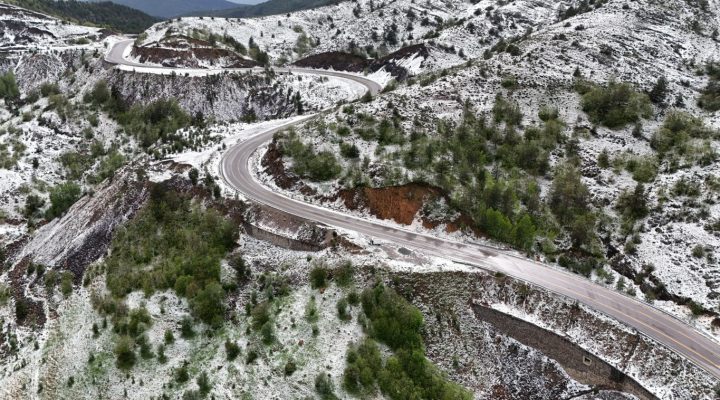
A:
[[60, 151, 93, 181], [92, 151, 126, 183], [309, 266, 328, 289], [284, 360, 297, 376], [40, 82, 60, 97], [651, 111, 716, 158], [260, 321, 274, 345], [492, 95, 522, 126], [625, 156, 658, 183], [314, 373, 338, 400], [335, 261, 354, 287], [345, 284, 472, 400], [0, 72, 19, 101], [251, 301, 271, 331], [175, 364, 190, 383], [191, 282, 225, 327], [549, 165, 590, 225], [699, 62, 720, 111], [580, 80, 651, 128], [648, 76, 668, 104], [118, 99, 192, 148], [23, 194, 45, 220], [164, 329, 174, 344], [538, 105, 559, 122], [114, 335, 136, 370], [340, 142, 360, 159], [305, 296, 319, 323], [616, 183, 649, 221], [197, 371, 211, 395], [343, 339, 383, 394], [281, 132, 342, 181], [46, 182, 82, 220], [225, 340, 240, 361], [104, 182, 237, 300], [361, 285, 423, 351], [60, 272, 73, 297], [481, 208, 513, 243], [337, 297, 350, 321]]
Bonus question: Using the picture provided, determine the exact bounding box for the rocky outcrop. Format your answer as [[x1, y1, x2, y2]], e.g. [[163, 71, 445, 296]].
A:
[[107, 69, 297, 122], [13, 165, 150, 278], [293, 44, 429, 81]]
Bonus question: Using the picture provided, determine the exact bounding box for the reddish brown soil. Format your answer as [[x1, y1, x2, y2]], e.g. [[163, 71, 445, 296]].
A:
[[338, 183, 442, 225], [261, 142, 478, 237], [336, 183, 479, 237]]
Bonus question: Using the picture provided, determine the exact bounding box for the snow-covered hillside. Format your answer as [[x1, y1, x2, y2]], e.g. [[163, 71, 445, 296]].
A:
[[241, 0, 720, 339], [137, 0, 584, 72], [0, 3, 105, 50], [0, 0, 719, 399]]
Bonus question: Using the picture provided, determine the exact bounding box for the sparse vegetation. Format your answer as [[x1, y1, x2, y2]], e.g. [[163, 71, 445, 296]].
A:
[[104, 182, 237, 328], [577, 80, 652, 128], [0, 72, 20, 102], [651, 111, 717, 165], [342, 284, 471, 399], [278, 130, 342, 181], [699, 62, 720, 111], [45, 182, 82, 220]]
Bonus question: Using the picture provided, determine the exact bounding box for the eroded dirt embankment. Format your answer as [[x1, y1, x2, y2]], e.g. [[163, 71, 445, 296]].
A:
[[262, 139, 478, 235]]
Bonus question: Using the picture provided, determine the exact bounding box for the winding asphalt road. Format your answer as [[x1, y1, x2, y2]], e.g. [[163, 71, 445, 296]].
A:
[[106, 40, 720, 381]]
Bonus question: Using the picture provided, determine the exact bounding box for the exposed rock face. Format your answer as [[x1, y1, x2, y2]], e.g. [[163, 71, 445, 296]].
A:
[[106, 69, 297, 121], [293, 44, 430, 81], [13, 165, 150, 277]]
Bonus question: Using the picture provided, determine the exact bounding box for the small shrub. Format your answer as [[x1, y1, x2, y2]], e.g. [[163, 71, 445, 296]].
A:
[[309, 266, 328, 289], [175, 364, 189, 383], [692, 245, 705, 258], [337, 298, 350, 321], [284, 360, 297, 376], [260, 321, 274, 345], [114, 335, 136, 370], [164, 329, 174, 344], [60, 272, 73, 297], [225, 340, 240, 361], [305, 296, 319, 323], [335, 261, 353, 287], [180, 317, 195, 339], [45, 182, 82, 220], [197, 371, 211, 395], [314, 373, 338, 400], [245, 348, 258, 364]]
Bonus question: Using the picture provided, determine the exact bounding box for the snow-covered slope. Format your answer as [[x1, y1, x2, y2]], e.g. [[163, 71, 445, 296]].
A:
[[247, 0, 720, 336], [138, 0, 584, 73], [0, 3, 104, 50]]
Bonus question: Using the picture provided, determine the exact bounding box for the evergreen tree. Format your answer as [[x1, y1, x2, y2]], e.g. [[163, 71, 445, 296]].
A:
[[649, 76, 669, 104]]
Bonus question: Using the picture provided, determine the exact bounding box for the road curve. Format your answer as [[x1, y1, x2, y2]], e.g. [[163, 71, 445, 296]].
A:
[[105, 40, 382, 94], [106, 40, 720, 381]]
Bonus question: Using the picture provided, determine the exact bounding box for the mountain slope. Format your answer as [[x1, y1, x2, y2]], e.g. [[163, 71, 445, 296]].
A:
[[94, 0, 240, 18], [9, 0, 157, 33], [197, 0, 345, 17]]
